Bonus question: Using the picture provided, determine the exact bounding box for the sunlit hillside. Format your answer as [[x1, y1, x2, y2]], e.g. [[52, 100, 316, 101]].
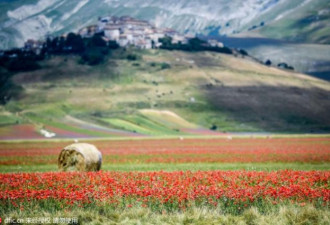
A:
[[1, 49, 329, 139]]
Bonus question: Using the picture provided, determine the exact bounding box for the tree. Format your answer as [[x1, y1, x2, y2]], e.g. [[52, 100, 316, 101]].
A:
[[159, 36, 173, 49], [265, 59, 272, 66], [90, 34, 107, 47], [161, 63, 171, 70], [277, 62, 294, 70], [108, 40, 119, 49], [239, 49, 248, 56], [0, 68, 23, 104], [65, 33, 84, 53], [210, 124, 217, 131], [188, 37, 206, 51]]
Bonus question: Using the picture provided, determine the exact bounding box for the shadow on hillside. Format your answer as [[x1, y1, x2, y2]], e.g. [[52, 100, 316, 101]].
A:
[[204, 85, 330, 132]]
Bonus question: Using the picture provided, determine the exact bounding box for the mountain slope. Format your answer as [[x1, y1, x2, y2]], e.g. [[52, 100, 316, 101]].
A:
[[0, 0, 329, 50], [251, 0, 330, 44], [1, 49, 329, 139]]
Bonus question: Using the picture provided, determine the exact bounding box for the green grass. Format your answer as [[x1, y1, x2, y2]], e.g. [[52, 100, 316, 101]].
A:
[[102, 118, 156, 135], [139, 109, 197, 129], [100, 113, 193, 135], [126, 114, 182, 134], [2, 203, 329, 225], [0, 114, 21, 126], [2, 49, 330, 137], [1, 162, 329, 173], [255, 0, 330, 44]]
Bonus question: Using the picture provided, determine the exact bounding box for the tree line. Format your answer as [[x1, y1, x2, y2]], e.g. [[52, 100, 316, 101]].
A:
[[159, 36, 233, 54]]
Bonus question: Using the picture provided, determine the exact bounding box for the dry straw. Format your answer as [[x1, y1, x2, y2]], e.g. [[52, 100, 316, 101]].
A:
[[58, 143, 102, 172]]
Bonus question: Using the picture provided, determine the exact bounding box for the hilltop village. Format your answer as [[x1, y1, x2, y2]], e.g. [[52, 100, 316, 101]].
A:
[[0, 16, 296, 75], [79, 16, 201, 49], [21, 16, 224, 53], [83, 16, 224, 49]]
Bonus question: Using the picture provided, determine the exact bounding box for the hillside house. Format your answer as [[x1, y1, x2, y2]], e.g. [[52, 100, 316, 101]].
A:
[[104, 27, 120, 41], [24, 39, 44, 55], [79, 25, 100, 38], [208, 39, 224, 48]]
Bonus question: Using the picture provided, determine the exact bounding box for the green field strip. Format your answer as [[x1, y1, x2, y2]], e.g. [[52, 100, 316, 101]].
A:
[[27, 115, 118, 137], [0, 133, 329, 144], [0, 114, 21, 126], [1, 163, 329, 173], [125, 114, 184, 134], [139, 109, 197, 129], [101, 118, 155, 135]]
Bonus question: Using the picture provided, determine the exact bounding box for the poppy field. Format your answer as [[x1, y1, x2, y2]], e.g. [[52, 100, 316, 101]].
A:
[[1, 170, 329, 211], [1, 137, 329, 166], [0, 136, 330, 224]]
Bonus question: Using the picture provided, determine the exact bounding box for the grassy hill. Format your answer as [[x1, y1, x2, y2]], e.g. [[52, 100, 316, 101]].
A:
[[237, 0, 330, 44], [257, 1, 330, 44], [0, 49, 330, 139]]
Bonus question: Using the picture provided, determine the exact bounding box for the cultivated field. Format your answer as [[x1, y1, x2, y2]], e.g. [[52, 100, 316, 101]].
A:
[[1, 136, 329, 224], [1, 49, 330, 140]]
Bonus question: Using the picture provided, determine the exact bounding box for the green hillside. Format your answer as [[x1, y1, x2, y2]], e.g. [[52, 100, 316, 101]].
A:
[[255, 1, 330, 44], [1, 49, 330, 139]]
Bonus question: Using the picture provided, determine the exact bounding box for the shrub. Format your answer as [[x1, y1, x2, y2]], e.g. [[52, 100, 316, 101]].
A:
[[127, 54, 140, 61], [265, 59, 272, 66], [210, 124, 217, 130], [150, 62, 157, 67], [108, 41, 120, 49], [65, 33, 85, 53], [239, 49, 248, 56], [0, 68, 23, 104], [161, 63, 171, 70]]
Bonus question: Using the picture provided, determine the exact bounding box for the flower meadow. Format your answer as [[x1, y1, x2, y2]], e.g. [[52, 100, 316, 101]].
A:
[[0, 137, 329, 224], [1, 170, 329, 213], [0, 137, 329, 165]]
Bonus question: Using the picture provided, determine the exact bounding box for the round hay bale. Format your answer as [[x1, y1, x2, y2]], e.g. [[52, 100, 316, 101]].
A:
[[58, 143, 102, 172]]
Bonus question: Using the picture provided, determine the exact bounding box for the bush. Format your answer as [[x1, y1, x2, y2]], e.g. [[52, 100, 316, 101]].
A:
[[108, 41, 120, 49], [127, 54, 140, 61], [0, 68, 23, 104], [150, 62, 157, 67], [161, 63, 171, 70], [65, 33, 85, 53], [90, 34, 107, 47], [239, 49, 248, 56], [278, 62, 294, 70], [265, 59, 272, 66], [210, 125, 217, 131]]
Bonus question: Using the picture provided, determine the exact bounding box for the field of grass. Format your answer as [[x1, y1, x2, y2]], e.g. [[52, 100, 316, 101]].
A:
[[1, 49, 330, 141], [258, 0, 330, 44], [0, 136, 329, 224], [2, 203, 329, 225]]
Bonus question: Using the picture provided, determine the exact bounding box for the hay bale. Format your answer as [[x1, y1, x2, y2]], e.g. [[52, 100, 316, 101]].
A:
[[58, 143, 102, 172]]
